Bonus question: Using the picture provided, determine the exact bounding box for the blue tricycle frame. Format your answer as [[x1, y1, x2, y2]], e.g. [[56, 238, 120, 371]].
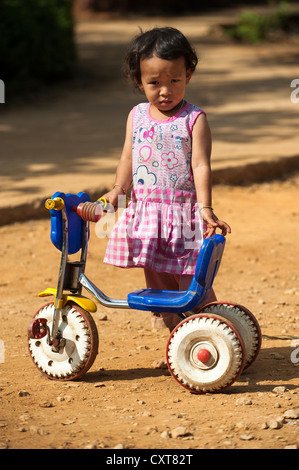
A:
[[27, 192, 261, 394]]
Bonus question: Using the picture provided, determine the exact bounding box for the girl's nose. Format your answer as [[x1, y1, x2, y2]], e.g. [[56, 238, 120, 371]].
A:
[[160, 86, 170, 96]]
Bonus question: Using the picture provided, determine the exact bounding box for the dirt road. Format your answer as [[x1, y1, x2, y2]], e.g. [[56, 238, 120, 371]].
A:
[[0, 176, 298, 450]]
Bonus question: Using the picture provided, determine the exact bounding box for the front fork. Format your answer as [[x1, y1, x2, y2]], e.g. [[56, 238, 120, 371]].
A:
[[48, 200, 69, 352], [28, 197, 89, 353]]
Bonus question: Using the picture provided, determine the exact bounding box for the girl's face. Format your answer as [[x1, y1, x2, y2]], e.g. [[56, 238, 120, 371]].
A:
[[138, 55, 192, 115]]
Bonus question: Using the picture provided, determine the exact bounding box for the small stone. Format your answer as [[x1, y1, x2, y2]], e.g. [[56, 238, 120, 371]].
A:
[[61, 419, 76, 426], [160, 430, 171, 439], [171, 426, 191, 439], [284, 409, 299, 419], [272, 386, 287, 394], [30, 426, 49, 435], [284, 444, 298, 449], [216, 427, 224, 434], [64, 395, 73, 402], [236, 421, 249, 430], [276, 415, 286, 425], [270, 352, 285, 360], [39, 401, 54, 408], [19, 414, 30, 422], [18, 390, 30, 397], [114, 443, 125, 449], [268, 419, 283, 429], [223, 440, 236, 447], [98, 314, 108, 321], [240, 433, 254, 441], [284, 288, 296, 295], [236, 398, 252, 406]]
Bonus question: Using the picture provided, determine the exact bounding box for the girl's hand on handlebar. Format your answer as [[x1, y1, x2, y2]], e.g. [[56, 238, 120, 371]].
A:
[[100, 185, 125, 208], [100, 184, 126, 212]]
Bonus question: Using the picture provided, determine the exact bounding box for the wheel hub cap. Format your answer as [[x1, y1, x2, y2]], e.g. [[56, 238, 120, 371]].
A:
[[190, 341, 218, 369]]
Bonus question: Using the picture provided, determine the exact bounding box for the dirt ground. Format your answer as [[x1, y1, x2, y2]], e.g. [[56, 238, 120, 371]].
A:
[[0, 9, 299, 452], [1, 176, 298, 451]]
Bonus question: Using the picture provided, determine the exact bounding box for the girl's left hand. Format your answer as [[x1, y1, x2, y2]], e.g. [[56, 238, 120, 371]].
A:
[[201, 208, 231, 238]]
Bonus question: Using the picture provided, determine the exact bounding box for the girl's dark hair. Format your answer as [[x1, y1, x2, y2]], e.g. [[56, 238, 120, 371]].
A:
[[123, 27, 198, 86]]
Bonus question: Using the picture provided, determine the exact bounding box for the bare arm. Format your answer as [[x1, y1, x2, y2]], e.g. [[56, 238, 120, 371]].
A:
[[191, 113, 231, 237], [101, 110, 133, 206]]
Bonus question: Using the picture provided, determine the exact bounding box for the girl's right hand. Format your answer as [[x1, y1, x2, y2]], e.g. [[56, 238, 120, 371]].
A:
[[100, 185, 126, 208]]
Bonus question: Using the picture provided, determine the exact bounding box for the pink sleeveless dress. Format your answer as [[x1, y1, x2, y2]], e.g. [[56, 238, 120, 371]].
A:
[[104, 101, 205, 275]]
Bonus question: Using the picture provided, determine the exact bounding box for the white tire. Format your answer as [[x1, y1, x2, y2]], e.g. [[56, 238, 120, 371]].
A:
[[199, 303, 261, 369], [28, 302, 98, 380], [167, 314, 245, 394]]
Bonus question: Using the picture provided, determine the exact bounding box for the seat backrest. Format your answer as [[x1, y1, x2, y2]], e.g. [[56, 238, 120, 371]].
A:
[[193, 234, 225, 299], [50, 191, 91, 255]]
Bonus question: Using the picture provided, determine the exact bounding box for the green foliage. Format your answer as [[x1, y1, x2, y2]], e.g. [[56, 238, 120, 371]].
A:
[[224, 2, 291, 43], [0, 0, 76, 94]]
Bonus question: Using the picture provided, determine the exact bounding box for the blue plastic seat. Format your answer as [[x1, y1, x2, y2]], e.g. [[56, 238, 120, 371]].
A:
[[127, 234, 226, 314]]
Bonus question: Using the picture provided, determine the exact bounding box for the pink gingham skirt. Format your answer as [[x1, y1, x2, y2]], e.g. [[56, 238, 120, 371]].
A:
[[104, 186, 203, 274]]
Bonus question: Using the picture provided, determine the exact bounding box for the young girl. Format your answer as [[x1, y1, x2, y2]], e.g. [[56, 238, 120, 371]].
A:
[[101, 27, 231, 360]]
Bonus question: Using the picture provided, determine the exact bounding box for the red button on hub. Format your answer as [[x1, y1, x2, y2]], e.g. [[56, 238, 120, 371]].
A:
[[197, 348, 210, 363]]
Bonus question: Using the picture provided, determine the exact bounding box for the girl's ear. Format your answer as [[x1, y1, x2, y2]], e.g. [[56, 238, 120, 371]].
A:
[[134, 78, 144, 91], [186, 68, 192, 85]]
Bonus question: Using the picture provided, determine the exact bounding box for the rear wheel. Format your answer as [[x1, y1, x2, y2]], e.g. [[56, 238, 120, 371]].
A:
[[28, 301, 98, 380], [167, 314, 245, 394], [199, 303, 261, 369]]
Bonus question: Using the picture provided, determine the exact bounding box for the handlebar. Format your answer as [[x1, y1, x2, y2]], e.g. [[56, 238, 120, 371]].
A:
[[45, 196, 111, 222], [74, 200, 106, 222]]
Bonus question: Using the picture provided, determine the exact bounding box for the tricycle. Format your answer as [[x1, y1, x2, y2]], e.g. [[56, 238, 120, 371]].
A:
[[27, 191, 261, 394]]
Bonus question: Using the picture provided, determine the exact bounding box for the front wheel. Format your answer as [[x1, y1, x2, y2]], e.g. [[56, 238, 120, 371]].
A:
[[28, 301, 99, 380]]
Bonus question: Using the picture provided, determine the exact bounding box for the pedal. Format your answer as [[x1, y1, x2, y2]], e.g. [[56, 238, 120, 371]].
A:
[[27, 318, 48, 339]]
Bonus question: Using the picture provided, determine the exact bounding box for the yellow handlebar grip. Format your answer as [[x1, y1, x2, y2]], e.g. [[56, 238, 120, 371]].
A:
[[45, 199, 55, 210], [45, 197, 65, 211], [98, 197, 108, 210]]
